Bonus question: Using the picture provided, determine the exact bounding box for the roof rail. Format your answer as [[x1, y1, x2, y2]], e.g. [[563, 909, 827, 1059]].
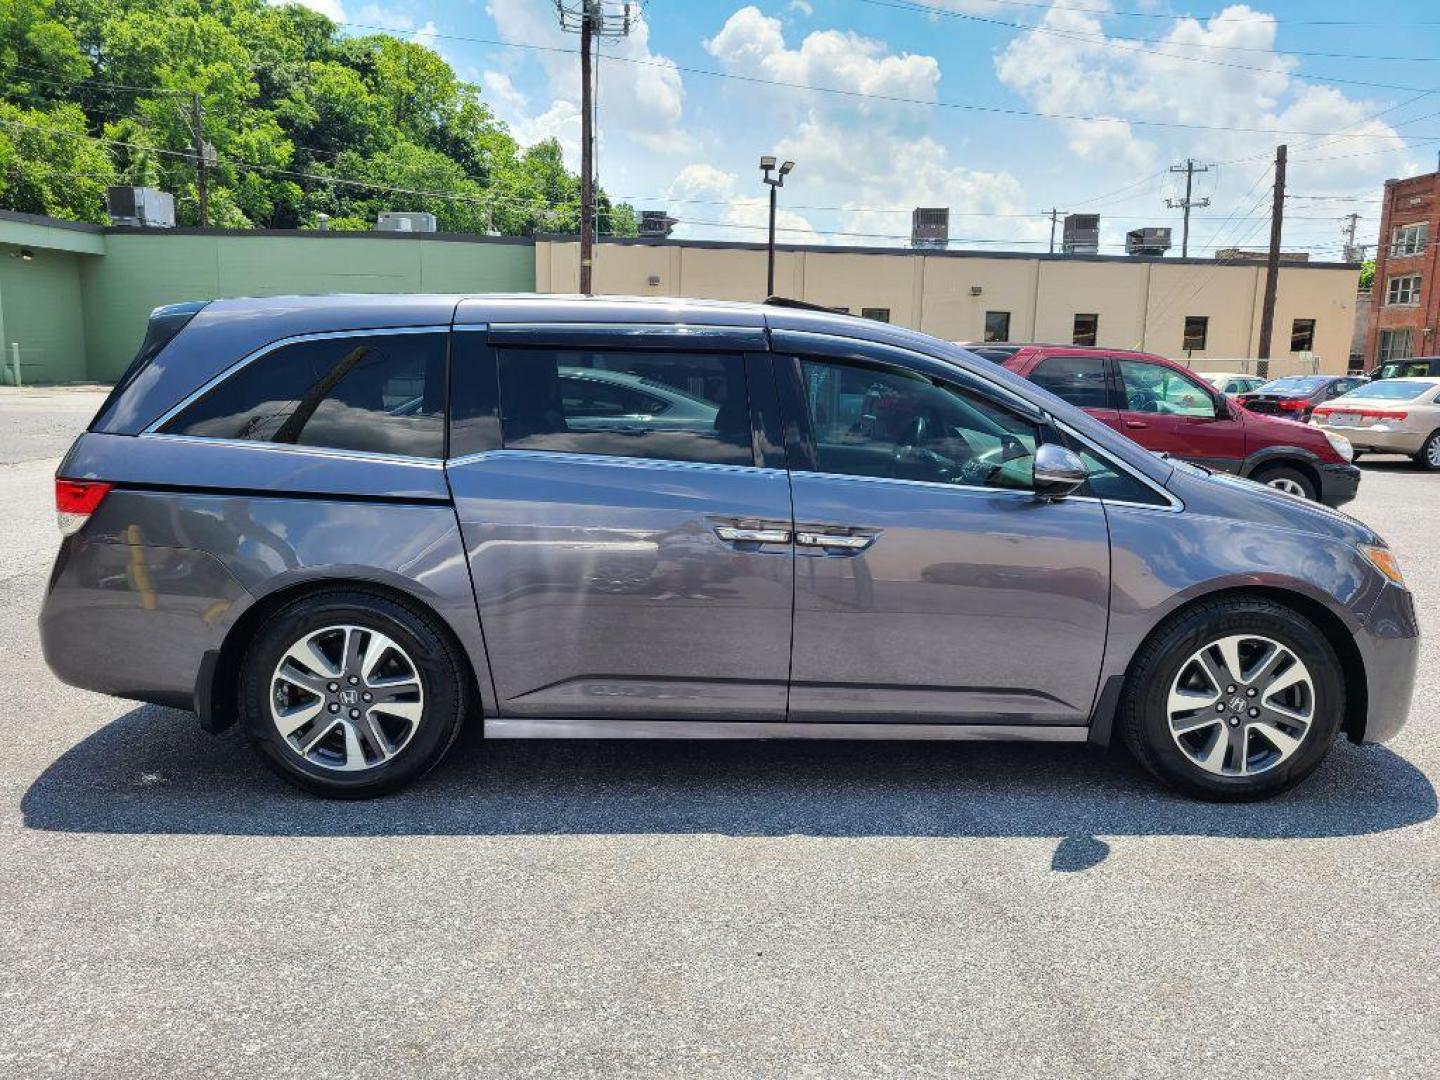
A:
[[762, 295, 853, 314]]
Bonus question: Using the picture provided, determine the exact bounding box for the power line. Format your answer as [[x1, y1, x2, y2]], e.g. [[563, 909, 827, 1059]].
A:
[[853, 0, 1440, 27]]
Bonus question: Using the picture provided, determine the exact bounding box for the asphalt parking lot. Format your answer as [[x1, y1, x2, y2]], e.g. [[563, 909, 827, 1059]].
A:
[[1, 387, 1437, 1079]]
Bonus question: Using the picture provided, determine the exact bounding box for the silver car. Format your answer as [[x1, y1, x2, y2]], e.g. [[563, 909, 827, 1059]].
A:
[[41, 295, 1419, 800], [1312, 376, 1440, 469]]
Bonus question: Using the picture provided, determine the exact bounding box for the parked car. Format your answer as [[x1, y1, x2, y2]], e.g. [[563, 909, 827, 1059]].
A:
[[955, 341, 1030, 364], [42, 296, 1416, 802], [1367, 356, 1440, 381], [1196, 372, 1267, 397], [1312, 376, 1440, 469], [999, 346, 1360, 505], [1236, 375, 1370, 421]]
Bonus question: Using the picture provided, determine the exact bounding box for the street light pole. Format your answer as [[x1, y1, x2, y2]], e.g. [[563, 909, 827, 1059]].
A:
[[760, 156, 794, 297]]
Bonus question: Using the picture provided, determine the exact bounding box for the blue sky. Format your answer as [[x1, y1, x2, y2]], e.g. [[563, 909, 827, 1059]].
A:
[[288, 1, 1440, 259]]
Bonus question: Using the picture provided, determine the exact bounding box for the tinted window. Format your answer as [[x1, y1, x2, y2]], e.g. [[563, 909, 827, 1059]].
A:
[[1068, 443, 1168, 506], [1182, 315, 1208, 351], [984, 311, 1010, 342], [1290, 319, 1317, 352], [1118, 359, 1215, 418], [1030, 355, 1111, 409], [448, 330, 501, 458], [799, 358, 1038, 491], [1073, 313, 1099, 347], [162, 332, 446, 457], [497, 348, 752, 466]]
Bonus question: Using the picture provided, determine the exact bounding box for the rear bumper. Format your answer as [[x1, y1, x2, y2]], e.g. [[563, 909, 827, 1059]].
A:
[[1353, 582, 1420, 744], [1326, 426, 1427, 456], [1317, 462, 1361, 508], [39, 535, 249, 710]]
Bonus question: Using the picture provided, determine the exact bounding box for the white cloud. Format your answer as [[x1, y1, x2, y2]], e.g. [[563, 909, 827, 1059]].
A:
[[270, 0, 347, 20], [482, 71, 529, 115], [993, 2, 1410, 231], [786, 0, 814, 16], [667, 163, 821, 243], [510, 99, 583, 164], [701, 6, 1032, 247], [410, 19, 439, 50], [485, 0, 692, 164]]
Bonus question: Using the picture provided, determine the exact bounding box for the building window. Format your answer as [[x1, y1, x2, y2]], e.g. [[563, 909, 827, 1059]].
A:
[[1378, 328, 1414, 363], [1387, 274, 1422, 306], [1290, 319, 1316, 353], [1391, 223, 1428, 257], [1072, 313, 1099, 347], [984, 310, 1011, 342], [1182, 315, 1209, 352], [860, 307, 891, 322]]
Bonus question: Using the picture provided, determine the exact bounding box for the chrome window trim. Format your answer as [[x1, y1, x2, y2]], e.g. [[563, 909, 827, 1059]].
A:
[[136, 431, 446, 468], [1053, 419, 1184, 512], [444, 446, 785, 478], [142, 325, 452, 437]]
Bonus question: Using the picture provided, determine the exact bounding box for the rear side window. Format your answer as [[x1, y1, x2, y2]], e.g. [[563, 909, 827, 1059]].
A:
[[1030, 355, 1111, 409], [496, 348, 753, 466], [161, 331, 447, 458]]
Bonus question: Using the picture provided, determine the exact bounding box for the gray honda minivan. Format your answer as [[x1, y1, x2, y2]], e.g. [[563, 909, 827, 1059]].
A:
[[41, 294, 1419, 801]]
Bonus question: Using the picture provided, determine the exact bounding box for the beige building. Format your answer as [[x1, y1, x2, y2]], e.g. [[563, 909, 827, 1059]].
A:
[[536, 238, 1361, 375]]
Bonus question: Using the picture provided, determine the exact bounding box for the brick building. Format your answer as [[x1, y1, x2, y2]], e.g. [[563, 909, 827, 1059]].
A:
[[1366, 170, 1440, 367]]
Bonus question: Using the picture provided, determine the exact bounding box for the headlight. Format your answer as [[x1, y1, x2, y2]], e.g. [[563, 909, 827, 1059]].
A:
[[1322, 429, 1353, 462], [1359, 543, 1406, 588]]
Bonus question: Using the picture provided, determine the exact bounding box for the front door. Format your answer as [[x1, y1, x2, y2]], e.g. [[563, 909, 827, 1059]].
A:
[[1113, 357, 1245, 471], [444, 327, 794, 721], [777, 342, 1111, 726]]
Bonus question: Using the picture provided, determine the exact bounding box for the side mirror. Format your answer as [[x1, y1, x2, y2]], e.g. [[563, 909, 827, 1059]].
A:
[[1032, 443, 1088, 500]]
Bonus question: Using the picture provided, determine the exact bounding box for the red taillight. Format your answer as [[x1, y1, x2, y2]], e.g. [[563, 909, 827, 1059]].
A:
[[55, 479, 111, 536], [1313, 408, 1406, 421], [1276, 399, 1307, 410]]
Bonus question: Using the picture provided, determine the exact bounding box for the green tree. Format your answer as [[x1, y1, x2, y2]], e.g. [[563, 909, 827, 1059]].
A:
[[1359, 259, 1376, 291], [0, 0, 636, 236]]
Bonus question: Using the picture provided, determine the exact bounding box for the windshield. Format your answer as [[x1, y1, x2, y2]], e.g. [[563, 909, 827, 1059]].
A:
[[1340, 380, 1436, 401], [1257, 376, 1325, 393]]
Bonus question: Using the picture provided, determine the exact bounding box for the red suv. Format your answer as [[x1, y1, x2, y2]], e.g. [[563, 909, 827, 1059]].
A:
[[999, 346, 1361, 507]]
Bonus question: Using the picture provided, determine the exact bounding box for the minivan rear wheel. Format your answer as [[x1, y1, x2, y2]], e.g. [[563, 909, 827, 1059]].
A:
[[1120, 599, 1343, 800], [239, 590, 468, 798]]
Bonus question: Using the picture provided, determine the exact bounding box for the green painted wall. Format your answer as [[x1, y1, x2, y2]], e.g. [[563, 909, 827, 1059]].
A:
[[0, 244, 90, 384], [0, 214, 536, 383], [81, 232, 536, 381]]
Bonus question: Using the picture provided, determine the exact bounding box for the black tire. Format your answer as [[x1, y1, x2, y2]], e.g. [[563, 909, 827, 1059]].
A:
[[239, 589, 469, 798], [1251, 463, 1317, 501], [1413, 430, 1440, 471], [1120, 598, 1343, 801]]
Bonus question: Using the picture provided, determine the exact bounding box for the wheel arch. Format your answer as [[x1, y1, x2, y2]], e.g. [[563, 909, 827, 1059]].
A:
[[1097, 584, 1368, 746], [197, 577, 483, 734], [1241, 447, 1322, 493]]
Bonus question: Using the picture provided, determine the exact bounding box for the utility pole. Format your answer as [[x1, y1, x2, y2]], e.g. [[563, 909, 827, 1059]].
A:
[[555, 2, 633, 295], [1256, 144, 1288, 379], [1342, 211, 1363, 262], [1048, 208, 1060, 254], [191, 92, 209, 228], [1166, 158, 1211, 258]]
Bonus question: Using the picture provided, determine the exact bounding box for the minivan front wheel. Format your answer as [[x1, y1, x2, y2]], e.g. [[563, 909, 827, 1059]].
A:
[[1121, 599, 1343, 800], [239, 590, 468, 798]]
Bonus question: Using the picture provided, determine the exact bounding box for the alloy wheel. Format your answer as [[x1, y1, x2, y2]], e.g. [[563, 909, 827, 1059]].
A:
[[1265, 476, 1307, 497], [1166, 634, 1315, 777], [1426, 435, 1440, 468], [269, 624, 425, 772]]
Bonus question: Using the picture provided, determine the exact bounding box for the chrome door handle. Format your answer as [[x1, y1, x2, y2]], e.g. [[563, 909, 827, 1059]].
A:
[[714, 525, 790, 544], [796, 531, 874, 551]]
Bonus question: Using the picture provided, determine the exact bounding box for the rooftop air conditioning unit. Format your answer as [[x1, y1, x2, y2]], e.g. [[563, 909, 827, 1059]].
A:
[[912, 207, 949, 249], [376, 211, 438, 233], [105, 186, 176, 229], [639, 210, 678, 238], [1062, 213, 1100, 255], [1125, 227, 1172, 256]]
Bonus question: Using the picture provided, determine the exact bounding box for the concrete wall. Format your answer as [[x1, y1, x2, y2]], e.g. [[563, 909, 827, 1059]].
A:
[[0, 212, 536, 383], [539, 238, 1361, 374], [80, 231, 536, 380]]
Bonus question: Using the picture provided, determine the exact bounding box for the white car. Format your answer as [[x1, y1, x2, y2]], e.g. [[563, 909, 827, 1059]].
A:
[[1311, 376, 1440, 470], [1196, 372, 1267, 397]]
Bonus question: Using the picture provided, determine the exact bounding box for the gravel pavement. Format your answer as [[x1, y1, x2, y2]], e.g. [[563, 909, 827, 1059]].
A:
[[1, 387, 1436, 1078]]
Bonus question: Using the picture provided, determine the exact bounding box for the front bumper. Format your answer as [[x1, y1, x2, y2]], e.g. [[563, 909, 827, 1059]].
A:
[[1316, 462, 1362, 509], [1353, 582, 1420, 743]]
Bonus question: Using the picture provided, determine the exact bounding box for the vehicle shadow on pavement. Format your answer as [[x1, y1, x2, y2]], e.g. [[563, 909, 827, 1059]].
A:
[[22, 704, 1437, 853]]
